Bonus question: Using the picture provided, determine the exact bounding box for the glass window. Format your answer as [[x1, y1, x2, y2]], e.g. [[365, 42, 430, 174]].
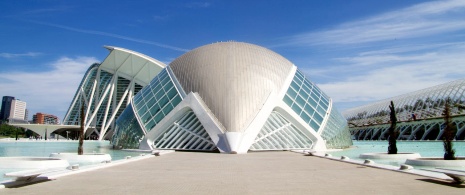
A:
[[308, 97, 318, 107], [317, 106, 326, 116], [167, 87, 177, 99], [290, 81, 300, 91], [158, 96, 169, 107], [310, 120, 320, 131], [141, 112, 151, 123], [301, 83, 311, 94], [295, 95, 306, 107], [137, 105, 148, 116], [287, 88, 297, 99], [162, 104, 173, 115], [301, 112, 311, 123], [171, 95, 182, 106], [310, 92, 320, 102], [154, 112, 165, 124], [146, 120, 156, 131], [149, 104, 161, 116], [313, 113, 324, 124], [146, 97, 156, 107], [291, 103, 302, 114], [283, 95, 293, 106], [155, 90, 164, 100], [163, 82, 173, 91]]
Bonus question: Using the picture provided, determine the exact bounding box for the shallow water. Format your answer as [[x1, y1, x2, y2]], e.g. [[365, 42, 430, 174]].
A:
[[0, 140, 144, 182], [327, 140, 465, 168]]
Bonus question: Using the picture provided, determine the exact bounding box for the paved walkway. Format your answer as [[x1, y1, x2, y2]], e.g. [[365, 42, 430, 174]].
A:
[[3, 151, 464, 194]]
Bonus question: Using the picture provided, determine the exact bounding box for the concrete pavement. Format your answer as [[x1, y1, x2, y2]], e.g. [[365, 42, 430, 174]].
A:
[[2, 151, 464, 194]]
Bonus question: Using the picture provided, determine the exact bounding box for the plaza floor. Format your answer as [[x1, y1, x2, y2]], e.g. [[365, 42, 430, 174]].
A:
[[2, 151, 464, 194]]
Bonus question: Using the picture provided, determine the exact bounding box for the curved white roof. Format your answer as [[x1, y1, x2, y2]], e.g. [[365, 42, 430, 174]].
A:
[[100, 46, 167, 86], [169, 42, 294, 132]]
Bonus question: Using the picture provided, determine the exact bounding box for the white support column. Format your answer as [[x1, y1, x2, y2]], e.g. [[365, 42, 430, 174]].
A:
[[84, 76, 115, 131], [84, 80, 98, 125], [98, 79, 116, 140], [103, 85, 130, 131]]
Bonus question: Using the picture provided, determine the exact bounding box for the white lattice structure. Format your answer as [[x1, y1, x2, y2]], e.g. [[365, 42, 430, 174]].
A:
[[62, 46, 166, 140], [344, 78, 465, 140], [112, 42, 352, 153]]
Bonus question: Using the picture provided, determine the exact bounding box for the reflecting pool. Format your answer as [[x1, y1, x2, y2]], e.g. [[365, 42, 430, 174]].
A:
[[0, 140, 144, 182], [327, 140, 465, 168]]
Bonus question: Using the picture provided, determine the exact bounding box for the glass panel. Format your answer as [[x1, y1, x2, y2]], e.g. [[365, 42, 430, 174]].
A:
[[149, 104, 161, 116], [146, 97, 156, 106], [155, 90, 164, 100], [136, 105, 148, 116], [310, 120, 320, 131], [167, 87, 177, 99], [290, 81, 300, 91], [301, 112, 311, 123], [162, 104, 173, 115], [291, 103, 302, 114], [163, 82, 173, 91], [313, 113, 324, 124], [283, 95, 293, 106], [154, 112, 165, 124], [171, 95, 182, 106], [146, 120, 156, 131], [295, 95, 306, 107], [158, 96, 169, 107], [287, 88, 297, 99], [141, 112, 151, 123], [301, 83, 311, 94], [308, 97, 317, 107], [310, 92, 319, 102], [112, 104, 145, 149], [317, 106, 326, 116]]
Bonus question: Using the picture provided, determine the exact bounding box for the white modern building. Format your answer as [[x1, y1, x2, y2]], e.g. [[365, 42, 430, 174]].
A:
[[10, 99, 27, 120], [111, 42, 352, 153], [62, 46, 166, 140], [344, 78, 465, 140]]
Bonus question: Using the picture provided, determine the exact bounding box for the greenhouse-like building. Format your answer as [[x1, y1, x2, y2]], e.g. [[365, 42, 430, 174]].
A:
[[62, 46, 166, 140], [343, 79, 465, 141], [111, 42, 352, 153]]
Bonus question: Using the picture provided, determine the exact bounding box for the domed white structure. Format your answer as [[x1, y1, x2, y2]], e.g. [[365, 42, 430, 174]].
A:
[[111, 42, 352, 153]]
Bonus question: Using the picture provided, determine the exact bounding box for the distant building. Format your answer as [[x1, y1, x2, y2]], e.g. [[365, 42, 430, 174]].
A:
[[343, 79, 465, 141], [33, 113, 59, 124], [10, 99, 27, 120], [25, 109, 29, 121], [0, 96, 15, 122]]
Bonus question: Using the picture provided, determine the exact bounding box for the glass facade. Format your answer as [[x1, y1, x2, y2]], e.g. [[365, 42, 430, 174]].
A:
[[132, 69, 183, 132], [112, 104, 145, 149], [250, 111, 313, 150], [283, 69, 330, 132], [320, 107, 353, 148]]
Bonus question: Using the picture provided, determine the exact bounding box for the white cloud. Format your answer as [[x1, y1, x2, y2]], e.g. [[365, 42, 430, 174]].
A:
[[315, 44, 465, 104], [0, 56, 99, 120], [0, 52, 42, 59], [283, 0, 465, 46]]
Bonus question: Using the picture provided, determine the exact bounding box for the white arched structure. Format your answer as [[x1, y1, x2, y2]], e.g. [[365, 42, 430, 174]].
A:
[[62, 46, 166, 140], [112, 42, 352, 153]]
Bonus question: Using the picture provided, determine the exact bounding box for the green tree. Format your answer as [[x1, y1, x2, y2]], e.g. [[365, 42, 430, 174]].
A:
[[0, 124, 25, 138]]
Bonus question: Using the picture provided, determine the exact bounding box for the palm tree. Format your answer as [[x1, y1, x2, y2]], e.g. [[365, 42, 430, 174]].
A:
[[388, 101, 398, 154], [442, 98, 456, 160]]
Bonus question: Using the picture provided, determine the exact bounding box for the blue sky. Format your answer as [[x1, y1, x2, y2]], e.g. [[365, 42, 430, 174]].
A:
[[1, 0, 465, 120]]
